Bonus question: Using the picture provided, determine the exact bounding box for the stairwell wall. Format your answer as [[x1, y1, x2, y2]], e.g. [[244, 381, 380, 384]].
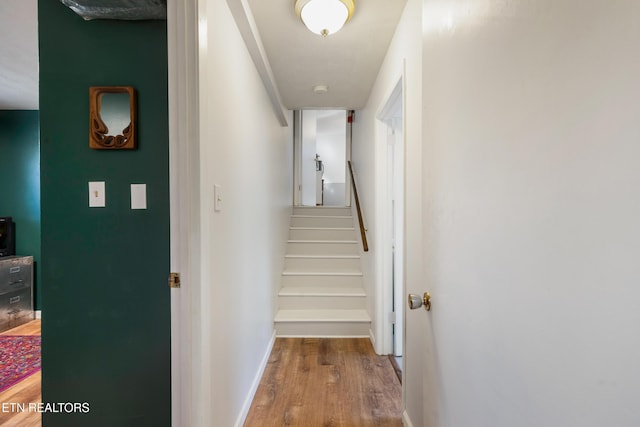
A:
[[352, 0, 423, 425], [351, 0, 423, 419], [197, 0, 293, 425]]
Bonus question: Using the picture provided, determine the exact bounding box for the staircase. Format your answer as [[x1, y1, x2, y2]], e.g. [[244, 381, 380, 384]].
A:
[[274, 206, 371, 337]]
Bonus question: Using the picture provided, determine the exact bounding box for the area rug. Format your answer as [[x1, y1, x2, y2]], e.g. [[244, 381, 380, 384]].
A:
[[0, 335, 41, 392]]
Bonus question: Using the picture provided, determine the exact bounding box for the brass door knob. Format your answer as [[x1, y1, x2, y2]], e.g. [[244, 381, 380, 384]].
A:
[[408, 292, 431, 311]]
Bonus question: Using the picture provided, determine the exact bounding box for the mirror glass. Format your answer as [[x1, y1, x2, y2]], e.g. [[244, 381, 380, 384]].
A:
[[99, 92, 131, 136]]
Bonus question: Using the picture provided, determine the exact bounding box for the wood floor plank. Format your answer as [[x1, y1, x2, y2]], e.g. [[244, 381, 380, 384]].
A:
[[244, 338, 402, 427], [0, 320, 42, 427], [0, 319, 41, 336]]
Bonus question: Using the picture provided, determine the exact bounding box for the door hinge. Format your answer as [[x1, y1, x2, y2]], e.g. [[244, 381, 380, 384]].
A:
[[389, 312, 396, 324], [169, 272, 181, 288]]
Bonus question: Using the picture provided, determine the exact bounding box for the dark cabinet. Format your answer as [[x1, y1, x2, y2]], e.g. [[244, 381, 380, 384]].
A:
[[0, 256, 34, 332]]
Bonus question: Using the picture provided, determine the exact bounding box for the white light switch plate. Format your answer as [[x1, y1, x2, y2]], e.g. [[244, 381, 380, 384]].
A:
[[131, 184, 147, 210], [89, 181, 106, 207]]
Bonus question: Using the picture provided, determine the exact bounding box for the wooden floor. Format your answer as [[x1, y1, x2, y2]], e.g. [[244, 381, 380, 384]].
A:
[[0, 320, 42, 427], [244, 338, 402, 427], [0, 327, 401, 427]]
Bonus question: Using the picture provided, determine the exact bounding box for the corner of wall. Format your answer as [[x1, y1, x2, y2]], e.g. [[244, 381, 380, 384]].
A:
[[233, 331, 277, 427]]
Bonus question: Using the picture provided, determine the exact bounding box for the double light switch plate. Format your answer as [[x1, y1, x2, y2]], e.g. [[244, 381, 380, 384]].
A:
[[88, 182, 147, 209]]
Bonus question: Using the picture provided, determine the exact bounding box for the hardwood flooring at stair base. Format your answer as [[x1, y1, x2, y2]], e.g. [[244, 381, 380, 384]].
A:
[[244, 338, 402, 427]]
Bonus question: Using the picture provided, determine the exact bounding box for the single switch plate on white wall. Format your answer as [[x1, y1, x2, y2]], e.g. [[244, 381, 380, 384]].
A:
[[88, 181, 106, 207], [214, 184, 222, 212], [131, 184, 147, 209]]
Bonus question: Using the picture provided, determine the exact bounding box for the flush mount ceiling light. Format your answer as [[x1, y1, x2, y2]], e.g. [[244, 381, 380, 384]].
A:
[[295, 0, 355, 37], [313, 85, 329, 94]]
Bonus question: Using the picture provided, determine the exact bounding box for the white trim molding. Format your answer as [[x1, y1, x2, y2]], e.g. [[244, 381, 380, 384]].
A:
[[234, 331, 277, 427], [402, 410, 415, 427], [369, 328, 377, 349], [168, 0, 201, 426]]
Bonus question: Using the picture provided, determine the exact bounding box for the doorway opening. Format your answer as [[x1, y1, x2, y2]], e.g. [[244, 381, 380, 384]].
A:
[[0, 2, 42, 425], [377, 78, 404, 370], [293, 109, 351, 207]]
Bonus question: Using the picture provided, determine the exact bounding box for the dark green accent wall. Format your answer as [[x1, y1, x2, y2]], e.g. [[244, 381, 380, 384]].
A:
[[39, 1, 170, 425], [0, 110, 41, 309]]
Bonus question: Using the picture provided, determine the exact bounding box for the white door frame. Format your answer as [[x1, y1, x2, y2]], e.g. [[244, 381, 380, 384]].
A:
[[294, 110, 352, 207], [375, 76, 405, 356], [345, 110, 353, 207], [387, 117, 404, 356], [167, 0, 200, 425], [293, 110, 303, 206]]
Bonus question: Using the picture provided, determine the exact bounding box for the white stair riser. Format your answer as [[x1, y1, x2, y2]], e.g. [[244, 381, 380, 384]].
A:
[[284, 257, 361, 271], [275, 321, 370, 337], [289, 228, 356, 240], [276, 207, 370, 337], [293, 207, 352, 216], [290, 216, 354, 228], [281, 274, 364, 287], [286, 242, 359, 255], [278, 295, 366, 310]]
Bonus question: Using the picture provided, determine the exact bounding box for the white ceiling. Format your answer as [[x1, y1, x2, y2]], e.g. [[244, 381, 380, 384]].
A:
[[0, 0, 406, 111], [0, 0, 39, 110], [247, 0, 406, 110]]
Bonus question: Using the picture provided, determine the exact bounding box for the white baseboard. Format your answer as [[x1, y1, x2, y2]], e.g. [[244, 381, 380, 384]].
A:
[[233, 330, 276, 427], [275, 334, 369, 338], [35, 310, 42, 319], [369, 328, 378, 353], [402, 410, 414, 427]]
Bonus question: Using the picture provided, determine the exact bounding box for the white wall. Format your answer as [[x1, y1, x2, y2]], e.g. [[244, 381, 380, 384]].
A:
[[197, 0, 292, 425], [421, 0, 640, 426], [351, 1, 423, 423]]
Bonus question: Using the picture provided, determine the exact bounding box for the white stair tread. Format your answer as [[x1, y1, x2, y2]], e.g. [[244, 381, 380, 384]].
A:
[[290, 227, 355, 230], [285, 254, 360, 259], [293, 206, 350, 209], [288, 240, 357, 244], [282, 270, 363, 276], [279, 287, 366, 297], [275, 309, 371, 322], [291, 215, 353, 219]]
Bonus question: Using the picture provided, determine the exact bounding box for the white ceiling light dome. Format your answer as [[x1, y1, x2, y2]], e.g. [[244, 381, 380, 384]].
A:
[[313, 85, 329, 94], [294, 0, 355, 37]]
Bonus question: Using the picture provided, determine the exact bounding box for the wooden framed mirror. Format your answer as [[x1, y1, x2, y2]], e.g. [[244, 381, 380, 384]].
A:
[[89, 86, 136, 149]]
